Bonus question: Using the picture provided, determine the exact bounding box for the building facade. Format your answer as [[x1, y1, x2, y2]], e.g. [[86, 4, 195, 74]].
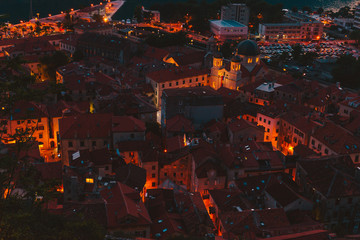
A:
[[221, 3, 250, 26]]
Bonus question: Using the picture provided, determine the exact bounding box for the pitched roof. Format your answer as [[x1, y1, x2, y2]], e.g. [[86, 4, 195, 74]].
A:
[[209, 189, 254, 212], [100, 182, 151, 229], [312, 121, 360, 155], [227, 118, 261, 133], [166, 115, 194, 133], [34, 161, 63, 181], [112, 116, 146, 132], [59, 113, 113, 139], [299, 156, 360, 198], [162, 86, 221, 97], [115, 163, 146, 190], [146, 66, 209, 83], [10, 101, 48, 120], [220, 208, 290, 238]]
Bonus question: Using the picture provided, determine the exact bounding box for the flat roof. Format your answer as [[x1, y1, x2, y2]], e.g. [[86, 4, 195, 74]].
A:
[[210, 20, 246, 28], [260, 22, 302, 27]]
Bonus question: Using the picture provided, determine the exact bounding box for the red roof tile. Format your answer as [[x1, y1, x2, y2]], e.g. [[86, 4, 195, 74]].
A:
[[166, 115, 194, 133], [146, 66, 209, 83], [59, 113, 113, 139], [112, 116, 146, 132], [100, 182, 151, 229]]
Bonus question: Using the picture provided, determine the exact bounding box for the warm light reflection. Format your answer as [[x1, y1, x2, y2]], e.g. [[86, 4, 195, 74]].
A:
[[86, 178, 94, 183]]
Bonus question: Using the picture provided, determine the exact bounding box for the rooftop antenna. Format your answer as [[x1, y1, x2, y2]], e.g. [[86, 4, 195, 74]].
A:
[[29, 0, 33, 20]]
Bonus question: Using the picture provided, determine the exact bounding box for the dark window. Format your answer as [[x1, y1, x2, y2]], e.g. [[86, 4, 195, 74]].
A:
[[173, 172, 176, 177], [38, 126, 44, 130], [189, 79, 192, 83], [68, 141, 73, 147], [176, 81, 178, 86], [27, 120, 31, 124], [152, 182, 156, 187], [152, 165, 156, 170], [130, 133, 134, 138], [152, 173, 156, 178], [80, 141, 84, 147], [162, 84, 165, 88], [169, 82, 172, 87], [355, 155, 359, 163], [311, 139, 315, 145], [38, 118, 42, 123], [39, 133, 43, 139], [325, 148, 329, 154], [164, 173, 167, 176], [17, 121, 20, 125], [92, 141, 96, 147]]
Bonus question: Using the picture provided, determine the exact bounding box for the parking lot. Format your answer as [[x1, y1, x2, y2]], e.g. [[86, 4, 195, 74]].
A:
[[259, 42, 360, 61]]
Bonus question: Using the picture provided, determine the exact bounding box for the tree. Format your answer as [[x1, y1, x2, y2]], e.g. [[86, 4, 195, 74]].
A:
[[39, 51, 69, 81], [350, 30, 360, 46], [134, 5, 143, 23], [332, 54, 360, 89], [317, 7, 324, 15], [92, 14, 104, 23], [291, 44, 303, 61], [302, 6, 312, 13], [72, 49, 84, 62]]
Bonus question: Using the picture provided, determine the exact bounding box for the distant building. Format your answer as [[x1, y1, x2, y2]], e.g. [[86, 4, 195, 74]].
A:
[[209, 20, 248, 41], [355, 4, 360, 30], [221, 3, 250, 26], [333, 17, 354, 29], [142, 7, 160, 23], [259, 21, 323, 41]]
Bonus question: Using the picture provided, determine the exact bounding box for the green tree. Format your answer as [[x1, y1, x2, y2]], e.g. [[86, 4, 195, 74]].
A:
[[39, 51, 69, 81], [350, 30, 360, 46], [134, 5, 143, 23], [317, 7, 324, 15], [72, 49, 84, 62], [332, 54, 360, 89], [302, 6, 312, 13], [92, 13, 104, 23], [291, 44, 303, 61]]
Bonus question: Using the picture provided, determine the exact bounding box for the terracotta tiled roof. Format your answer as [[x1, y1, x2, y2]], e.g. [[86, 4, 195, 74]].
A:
[[10, 101, 48, 120], [166, 115, 194, 133], [312, 121, 360, 155], [112, 116, 146, 132], [115, 163, 146, 190], [34, 161, 62, 181], [146, 66, 209, 83], [59, 113, 113, 139], [100, 182, 151, 229], [227, 118, 260, 133], [220, 208, 290, 238], [209, 189, 254, 212], [299, 156, 360, 198], [162, 86, 220, 97]]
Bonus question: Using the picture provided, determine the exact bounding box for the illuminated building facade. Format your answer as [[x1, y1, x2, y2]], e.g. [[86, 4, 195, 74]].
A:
[[210, 40, 266, 90], [259, 21, 323, 41]]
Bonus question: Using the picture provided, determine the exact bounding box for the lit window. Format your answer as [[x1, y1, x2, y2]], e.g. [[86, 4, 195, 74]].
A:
[[86, 178, 94, 183]]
